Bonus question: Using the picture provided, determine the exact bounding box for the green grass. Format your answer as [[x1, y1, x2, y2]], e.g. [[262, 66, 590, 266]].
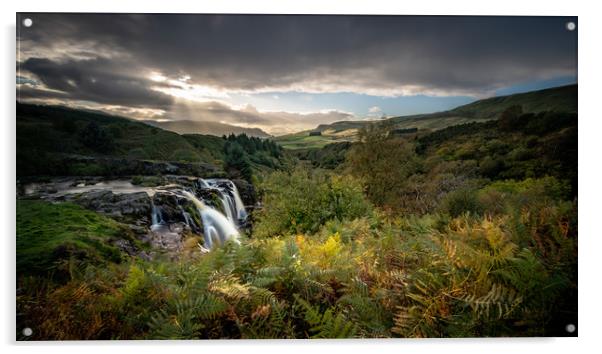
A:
[[16, 200, 132, 278], [450, 84, 577, 118], [275, 133, 348, 150]]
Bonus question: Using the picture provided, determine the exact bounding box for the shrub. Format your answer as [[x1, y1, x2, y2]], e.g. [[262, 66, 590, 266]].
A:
[[439, 188, 482, 217], [254, 168, 373, 237], [479, 157, 505, 178], [170, 148, 199, 162], [345, 123, 421, 208]]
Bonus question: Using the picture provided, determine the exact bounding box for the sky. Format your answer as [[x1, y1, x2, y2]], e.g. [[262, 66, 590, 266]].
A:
[[16, 14, 577, 135]]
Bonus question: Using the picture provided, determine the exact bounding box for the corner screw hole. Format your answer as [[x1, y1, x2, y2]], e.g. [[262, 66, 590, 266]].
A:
[[566, 22, 576, 31]]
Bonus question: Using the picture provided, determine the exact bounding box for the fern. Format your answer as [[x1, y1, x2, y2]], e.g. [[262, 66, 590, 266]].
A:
[[463, 283, 523, 320], [209, 274, 250, 302], [238, 300, 294, 339], [293, 294, 357, 338], [147, 293, 228, 339]]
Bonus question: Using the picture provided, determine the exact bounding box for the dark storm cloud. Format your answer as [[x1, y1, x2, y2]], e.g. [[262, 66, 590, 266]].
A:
[[17, 14, 577, 98], [19, 57, 174, 109]]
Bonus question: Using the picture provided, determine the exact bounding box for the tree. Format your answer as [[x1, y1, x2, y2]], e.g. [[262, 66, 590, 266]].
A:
[[79, 121, 114, 153], [224, 141, 253, 181], [498, 105, 524, 131], [345, 122, 421, 209]]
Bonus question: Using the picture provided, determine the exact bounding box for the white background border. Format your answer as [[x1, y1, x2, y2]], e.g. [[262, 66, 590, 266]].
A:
[[2, 0, 599, 353]]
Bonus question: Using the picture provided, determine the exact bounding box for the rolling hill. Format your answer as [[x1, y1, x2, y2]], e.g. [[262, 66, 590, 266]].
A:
[[144, 119, 271, 138], [16, 103, 227, 177], [275, 84, 577, 149]]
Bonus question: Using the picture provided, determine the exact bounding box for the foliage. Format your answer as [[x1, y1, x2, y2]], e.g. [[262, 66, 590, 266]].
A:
[[439, 187, 483, 217], [79, 121, 115, 153], [293, 142, 352, 169], [17, 190, 576, 339], [345, 122, 421, 208], [224, 141, 254, 182], [253, 167, 373, 237]]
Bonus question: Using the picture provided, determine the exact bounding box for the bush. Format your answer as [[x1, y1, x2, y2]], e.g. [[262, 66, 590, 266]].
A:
[[170, 148, 199, 162], [439, 188, 482, 217], [479, 157, 505, 178], [254, 168, 373, 237], [508, 147, 533, 161], [498, 105, 523, 131], [345, 123, 421, 208]]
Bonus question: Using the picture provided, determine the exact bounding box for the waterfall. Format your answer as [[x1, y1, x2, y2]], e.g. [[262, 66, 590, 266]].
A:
[[198, 178, 210, 189], [181, 190, 240, 249], [220, 193, 236, 223], [178, 205, 194, 230], [202, 179, 248, 225], [151, 202, 164, 226], [24, 176, 246, 252], [230, 182, 248, 221]]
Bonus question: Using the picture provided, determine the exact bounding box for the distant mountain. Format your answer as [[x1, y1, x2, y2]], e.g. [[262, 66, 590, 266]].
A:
[[144, 120, 271, 138], [276, 84, 577, 149]]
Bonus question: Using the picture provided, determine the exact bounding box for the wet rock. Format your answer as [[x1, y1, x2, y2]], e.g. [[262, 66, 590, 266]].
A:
[[233, 178, 256, 206], [196, 188, 225, 211], [148, 223, 187, 253], [69, 190, 152, 219], [113, 239, 137, 256]]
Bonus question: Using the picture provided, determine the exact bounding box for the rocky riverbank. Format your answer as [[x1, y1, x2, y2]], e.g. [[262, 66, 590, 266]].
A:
[[19, 175, 257, 259]]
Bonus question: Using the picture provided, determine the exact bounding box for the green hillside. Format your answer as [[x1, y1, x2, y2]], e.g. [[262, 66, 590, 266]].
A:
[[276, 84, 577, 150], [16, 103, 284, 178], [449, 84, 577, 118]]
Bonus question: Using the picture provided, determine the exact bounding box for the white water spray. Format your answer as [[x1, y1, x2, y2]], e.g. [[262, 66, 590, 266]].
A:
[[181, 190, 240, 249], [202, 179, 248, 224]]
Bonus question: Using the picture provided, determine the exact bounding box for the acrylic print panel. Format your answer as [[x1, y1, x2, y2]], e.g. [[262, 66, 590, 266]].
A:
[[16, 13, 577, 340]]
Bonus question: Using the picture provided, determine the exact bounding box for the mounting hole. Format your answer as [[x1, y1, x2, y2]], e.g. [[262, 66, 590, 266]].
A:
[[22, 327, 33, 336], [565, 323, 576, 333], [22, 18, 33, 27], [566, 21, 576, 31]]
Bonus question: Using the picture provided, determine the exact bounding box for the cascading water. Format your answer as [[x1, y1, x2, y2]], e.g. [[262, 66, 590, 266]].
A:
[[151, 202, 164, 226], [178, 205, 194, 230], [198, 179, 210, 189], [230, 182, 248, 221], [202, 179, 248, 224], [181, 190, 240, 249], [24, 177, 247, 252]]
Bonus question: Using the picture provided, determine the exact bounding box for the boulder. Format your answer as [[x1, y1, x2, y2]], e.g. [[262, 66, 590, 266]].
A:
[[68, 190, 152, 220]]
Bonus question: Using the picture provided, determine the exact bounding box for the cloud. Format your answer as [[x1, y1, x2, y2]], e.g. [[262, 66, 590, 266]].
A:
[[19, 57, 174, 109], [16, 14, 577, 135], [17, 14, 577, 98], [368, 106, 381, 113]]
